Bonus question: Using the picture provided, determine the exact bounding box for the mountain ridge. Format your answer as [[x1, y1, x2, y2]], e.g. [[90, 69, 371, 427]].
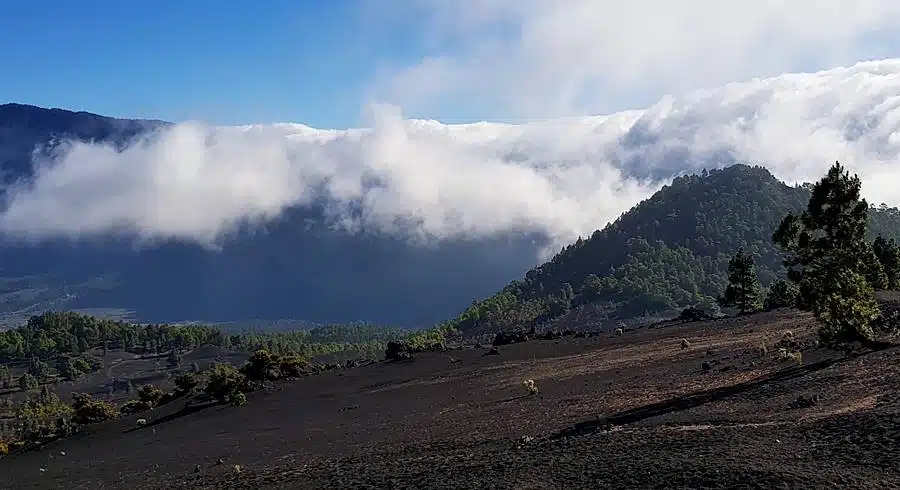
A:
[[443, 163, 900, 333]]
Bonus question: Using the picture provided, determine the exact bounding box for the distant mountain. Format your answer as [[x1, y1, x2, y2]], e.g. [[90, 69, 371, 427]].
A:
[[0, 103, 168, 183], [445, 164, 900, 333], [0, 104, 547, 327]]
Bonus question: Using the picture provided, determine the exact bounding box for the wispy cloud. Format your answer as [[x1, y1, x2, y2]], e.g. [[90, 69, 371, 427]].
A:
[[3, 60, 900, 255], [379, 0, 900, 120]]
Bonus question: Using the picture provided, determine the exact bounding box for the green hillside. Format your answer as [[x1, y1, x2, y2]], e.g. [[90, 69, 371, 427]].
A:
[[443, 164, 900, 332]]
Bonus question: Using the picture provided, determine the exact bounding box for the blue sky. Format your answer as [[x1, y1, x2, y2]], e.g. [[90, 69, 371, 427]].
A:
[[4, 1, 900, 129], [0, 0, 424, 128]]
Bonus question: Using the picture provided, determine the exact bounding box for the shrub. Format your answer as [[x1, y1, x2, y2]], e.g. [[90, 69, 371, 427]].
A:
[[680, 338, 691, 350], [385, 341, 415, 361], [56, 357, 82, 380], [18, 373, 38, 391], [137, 384, 164, 406], [279, 356, 311, 378], [205, 363, 247, 404], [72, 357, 93, 374], [173, 373, 199, 394], [27, 358, 50, 380], [71, 393, 117, 424], [614, 328, 624, 336], [522, 379, 538, 396], [80, 355, 104, 372], [0, 439, 7, 455], [229, 392, 247, 406], [241, 349, 281, 381], [119, 400, 153, 415], [14, 389, 72, 440], [777, 347, 803, 365]]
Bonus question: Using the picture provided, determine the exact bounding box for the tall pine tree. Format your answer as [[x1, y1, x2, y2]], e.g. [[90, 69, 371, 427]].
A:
[[721, 248, 761, 314], [773, 161, 883, 347]]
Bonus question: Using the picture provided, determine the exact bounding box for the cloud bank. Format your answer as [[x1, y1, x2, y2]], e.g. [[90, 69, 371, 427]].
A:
[[381, 0, 900, 120], [4, 60, 900, 251]]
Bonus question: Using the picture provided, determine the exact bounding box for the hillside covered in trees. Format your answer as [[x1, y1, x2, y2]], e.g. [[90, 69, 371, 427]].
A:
[[443, 164, 900, 333]]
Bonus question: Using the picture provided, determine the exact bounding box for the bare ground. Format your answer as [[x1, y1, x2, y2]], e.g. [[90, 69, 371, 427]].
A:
[[3, 304, 900, 489]]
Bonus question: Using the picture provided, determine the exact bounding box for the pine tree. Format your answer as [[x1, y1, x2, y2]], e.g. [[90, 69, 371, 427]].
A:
[[873, 235, 900, 289], [721, 248, 761, 314], [773, 161, 883, 347], [763, 279, 799, 311]]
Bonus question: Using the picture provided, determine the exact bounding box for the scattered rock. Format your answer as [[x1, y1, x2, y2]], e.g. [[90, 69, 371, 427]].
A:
[[493, 330, 530, 346], [788, 394, 820, 409]]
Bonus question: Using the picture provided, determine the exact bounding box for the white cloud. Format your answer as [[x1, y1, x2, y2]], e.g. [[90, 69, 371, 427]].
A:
[[381, 0, 900, 120], [4, 60, 900, 255]]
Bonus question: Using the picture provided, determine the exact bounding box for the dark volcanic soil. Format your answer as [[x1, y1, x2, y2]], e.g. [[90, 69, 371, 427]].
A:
[[4, 303, 900, 489]]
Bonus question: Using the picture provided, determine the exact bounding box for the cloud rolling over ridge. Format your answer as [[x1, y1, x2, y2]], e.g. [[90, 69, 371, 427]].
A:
[[4, 60, 900, 253]]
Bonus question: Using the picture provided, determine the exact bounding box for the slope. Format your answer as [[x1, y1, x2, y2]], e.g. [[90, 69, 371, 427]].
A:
[[3, 303, 900, 489], [445, 164, 900, 332]]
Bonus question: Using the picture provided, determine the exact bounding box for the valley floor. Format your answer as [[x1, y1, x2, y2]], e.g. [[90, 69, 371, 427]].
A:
[[4, 303, 900, 489]]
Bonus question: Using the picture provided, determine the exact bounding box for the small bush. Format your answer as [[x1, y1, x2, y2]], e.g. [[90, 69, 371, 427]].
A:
[[173, 373, 199, 394], [241, 349, 281, 381], [522, 379, 538, 396], [18, 373, 38, 391], [0, 439, 7, 455], [137, 384, 164, 406], [680, 338, 691, 350], [777, 347, 803, 365], [71, 393, 117, 424], [229, 392, 247, 406], [385, 341, 417, 361], [615, 328, 624, 337], [279, 356, 311, 377], [120, 400, 153, 415], [205, 363, 247, 404], [782, 331, 794, 342]]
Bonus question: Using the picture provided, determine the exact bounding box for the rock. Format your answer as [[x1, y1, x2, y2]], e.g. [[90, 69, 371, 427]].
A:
[[492, 331, 530, 346], [788, 394, 820, 409]]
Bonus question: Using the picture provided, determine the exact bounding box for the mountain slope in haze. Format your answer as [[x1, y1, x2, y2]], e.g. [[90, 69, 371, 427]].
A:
[[0, 103, 169, 183], [0, 104, 547, 327], [446, 164, 900, 332]]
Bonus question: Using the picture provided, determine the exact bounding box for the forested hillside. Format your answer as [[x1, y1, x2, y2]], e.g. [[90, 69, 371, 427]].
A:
[[443, 164, 900, 332]]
